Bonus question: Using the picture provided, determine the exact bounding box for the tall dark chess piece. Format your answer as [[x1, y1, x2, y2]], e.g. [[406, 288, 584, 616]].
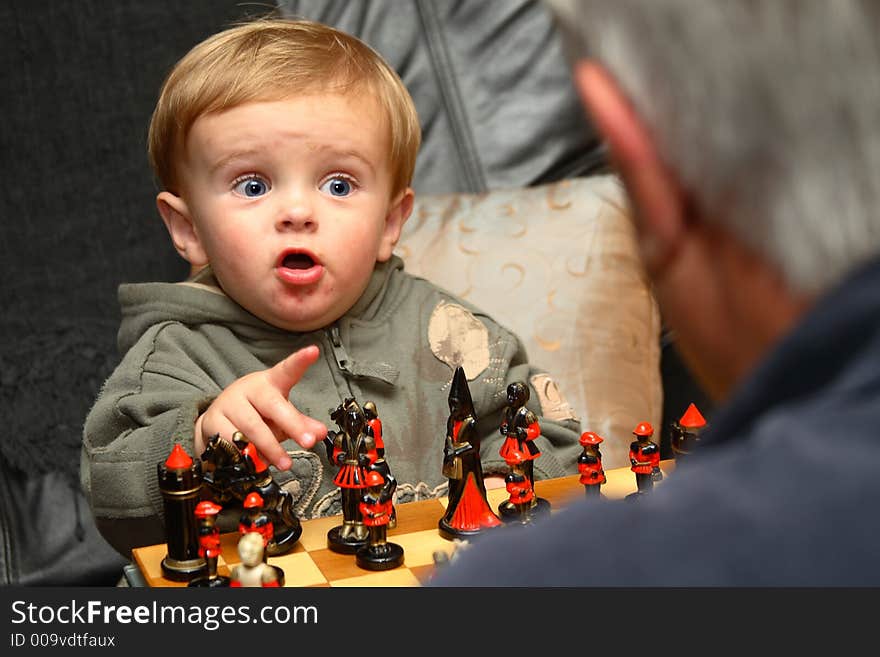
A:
[[323, 398, 373, 553], [626, 422, 660, 500], [497, 381, 550, 518], [439, 366, 502, 540], [670, 402, 708, 460], [189, 500, 230, 587], [157, 443, 206, 582], [363, 400, 398, 529], [356, 471, 404, 570], [578, 431, 606, 499]]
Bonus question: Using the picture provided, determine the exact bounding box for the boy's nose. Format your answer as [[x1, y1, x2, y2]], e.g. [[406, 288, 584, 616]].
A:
[[276, 201, 317, 232]]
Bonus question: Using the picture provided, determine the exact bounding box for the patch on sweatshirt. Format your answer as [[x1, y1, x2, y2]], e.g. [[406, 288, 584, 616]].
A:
[[428, 301, 490, 379], [530, 373, 579, 422]]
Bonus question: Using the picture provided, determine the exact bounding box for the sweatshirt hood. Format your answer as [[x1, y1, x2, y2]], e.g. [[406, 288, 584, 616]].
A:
[[117, 256, 406, 353]]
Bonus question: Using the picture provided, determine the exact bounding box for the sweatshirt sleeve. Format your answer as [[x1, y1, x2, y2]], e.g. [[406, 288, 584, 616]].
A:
[[81, 321, 219, 557]]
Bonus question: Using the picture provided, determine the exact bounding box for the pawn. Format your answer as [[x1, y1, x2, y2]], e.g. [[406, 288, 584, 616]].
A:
[[499, 449, 550, 523], [230, 533, 281, 587], [239, 492, 273, 562], [238, 492, 285, 585], [578, 431, 606, 499], [363, 400, 398, 529], [189, 500, 229, 587], [356, 471, 404, 571], [626, 421, 660, 501]]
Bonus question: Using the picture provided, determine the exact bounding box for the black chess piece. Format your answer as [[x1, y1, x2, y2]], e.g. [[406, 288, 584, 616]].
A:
[[157, 444, 206, 582], [324, 398, 372, 553], [499, 449, 549, 524], [438, 367, 502, 540], [199, 432, 302, 555], [578, 431, 606, 500], [188, 500, 230, 587], [497, 381, 551, 516], [671, 402, 708, 459], [626, 422, 660, 501], [355, 471, 404, 570]]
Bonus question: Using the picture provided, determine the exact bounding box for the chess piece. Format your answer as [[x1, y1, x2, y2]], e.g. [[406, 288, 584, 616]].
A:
[[500, 449, 548, 524], [324, 398, 373, 553], [626, 422, 661, 500], [355, 471, 404, 570], [497, 381, 550, 515], [189, 500, 230, 587], [430, 539, 471, 580], [578, 431, 606, 499], [238, 492, 273, 562], [237, 492, 286, 585], [439, 366, 502, 540], [670, 402, 708, 459], [157, 443, 206, 582], [363, 400, 398, 528], [230, 533, 281, 587], [363, 401, 385, 458], [199, 432, 302, 556]]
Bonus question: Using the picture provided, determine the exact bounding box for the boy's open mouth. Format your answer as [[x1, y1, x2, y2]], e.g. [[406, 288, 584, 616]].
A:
[[275, 249, 323, 286], [281, 253, 315, 270]]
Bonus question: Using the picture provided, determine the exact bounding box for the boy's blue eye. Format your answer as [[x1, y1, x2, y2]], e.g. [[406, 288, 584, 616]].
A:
[[233, 177, 269, 197], [320, 176, 353, 197]]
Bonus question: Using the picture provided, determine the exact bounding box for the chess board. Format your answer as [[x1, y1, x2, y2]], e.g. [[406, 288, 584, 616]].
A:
[[132, 460, 675, 587]]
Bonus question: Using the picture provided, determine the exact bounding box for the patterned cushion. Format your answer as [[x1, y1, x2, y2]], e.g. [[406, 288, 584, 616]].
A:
[[395, 175, 662, 469]]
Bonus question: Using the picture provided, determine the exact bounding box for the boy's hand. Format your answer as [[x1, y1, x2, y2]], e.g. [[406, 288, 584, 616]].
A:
[[194, 345, 328, 471]]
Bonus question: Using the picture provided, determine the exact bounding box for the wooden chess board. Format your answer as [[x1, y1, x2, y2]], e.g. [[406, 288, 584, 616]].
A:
[[132, 460, 674, 587]]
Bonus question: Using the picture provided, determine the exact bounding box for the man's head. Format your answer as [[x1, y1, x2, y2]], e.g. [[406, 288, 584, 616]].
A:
[[548, 0, 880, 399], [148, 18, 421, 331]]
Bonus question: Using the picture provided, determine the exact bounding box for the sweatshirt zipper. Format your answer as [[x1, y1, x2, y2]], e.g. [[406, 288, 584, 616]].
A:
[[327, 325, 352, 374]]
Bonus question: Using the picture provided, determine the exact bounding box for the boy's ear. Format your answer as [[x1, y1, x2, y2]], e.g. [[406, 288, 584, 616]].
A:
[[156, 191, 209, 267], [377, 187, 415, 262]]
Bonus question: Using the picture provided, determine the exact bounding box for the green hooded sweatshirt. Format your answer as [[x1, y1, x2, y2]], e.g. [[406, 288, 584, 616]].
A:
[[81, 256, 581, 557]]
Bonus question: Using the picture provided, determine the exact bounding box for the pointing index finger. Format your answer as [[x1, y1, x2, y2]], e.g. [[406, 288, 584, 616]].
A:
[[265, 345, 321, 394]]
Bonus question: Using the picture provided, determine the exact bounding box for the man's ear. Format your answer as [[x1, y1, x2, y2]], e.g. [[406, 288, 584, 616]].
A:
[[156, 191, 209, 268], [377, 187, 415, 262], [574, 60, 687, 274]]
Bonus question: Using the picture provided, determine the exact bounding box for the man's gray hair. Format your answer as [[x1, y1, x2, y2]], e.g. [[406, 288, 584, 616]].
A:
[[547, 0, 880, 295]]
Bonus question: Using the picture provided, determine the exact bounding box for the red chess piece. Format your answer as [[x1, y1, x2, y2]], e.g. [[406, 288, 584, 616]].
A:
[[502, 449, 537, 523], [363, 401, 384, 459], [238, 492, 285, 585], [578, 431, 606, 499], [239, 492, 274, 560], [356, 471, 404, 570], [628, 422, 660, 499], [189, 500, 230, 587], [671, 403, 708, 458]]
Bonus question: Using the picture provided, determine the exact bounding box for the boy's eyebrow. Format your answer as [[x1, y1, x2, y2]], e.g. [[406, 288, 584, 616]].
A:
[[208, 149, 264, 176], [207, 144, 377, 175], [311, 144, 376, 174]]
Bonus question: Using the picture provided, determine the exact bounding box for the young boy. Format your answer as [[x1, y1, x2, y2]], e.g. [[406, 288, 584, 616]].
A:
[[81, 18, 582, 557]]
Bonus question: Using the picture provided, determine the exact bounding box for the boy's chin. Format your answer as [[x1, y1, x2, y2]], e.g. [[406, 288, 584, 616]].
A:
[[256, 304, 350, 334]]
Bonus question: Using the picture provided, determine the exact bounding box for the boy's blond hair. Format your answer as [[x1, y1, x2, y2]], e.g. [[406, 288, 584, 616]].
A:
[[148, 18, 421, 196]]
